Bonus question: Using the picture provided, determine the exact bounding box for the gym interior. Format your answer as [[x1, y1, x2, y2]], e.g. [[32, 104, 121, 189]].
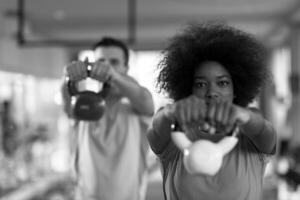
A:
[[1, 0, 300, 199]]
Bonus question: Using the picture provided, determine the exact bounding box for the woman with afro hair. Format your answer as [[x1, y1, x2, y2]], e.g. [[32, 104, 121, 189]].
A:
[[147, 22, 277, 200]]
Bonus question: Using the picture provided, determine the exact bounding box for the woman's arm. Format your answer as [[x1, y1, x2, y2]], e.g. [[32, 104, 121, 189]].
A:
[[148, 106, 174, 154], [148, 96, 208, 154], [240, 109, 277, 154], [205, 101, 277, 154]]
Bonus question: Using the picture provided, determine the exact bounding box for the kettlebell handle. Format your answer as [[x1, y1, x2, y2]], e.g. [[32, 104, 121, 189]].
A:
[[170, 121, 181, 132], [83, 58, 94, 77], [170, 121, 240, 137], [66, 58, 102, 97]]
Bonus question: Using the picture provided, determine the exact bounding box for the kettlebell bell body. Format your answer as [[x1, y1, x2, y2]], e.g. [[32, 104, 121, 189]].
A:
[[67, 60, 106, 121], [171, 123, 239, 176], [72, 91, 105, 121], [182, 136, 238, 175]]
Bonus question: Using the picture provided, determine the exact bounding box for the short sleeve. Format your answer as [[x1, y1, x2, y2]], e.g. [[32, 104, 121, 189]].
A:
[[157, 141, 179, 167]]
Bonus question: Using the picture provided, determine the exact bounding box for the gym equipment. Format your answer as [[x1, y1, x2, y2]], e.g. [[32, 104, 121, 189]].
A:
[[66, 59, 106, 121], [171, 124, 239, 176]]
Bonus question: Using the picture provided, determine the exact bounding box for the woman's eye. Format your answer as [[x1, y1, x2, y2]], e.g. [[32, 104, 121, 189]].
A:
[[194, 82, 207, 88], [218, 80, 230, 87]]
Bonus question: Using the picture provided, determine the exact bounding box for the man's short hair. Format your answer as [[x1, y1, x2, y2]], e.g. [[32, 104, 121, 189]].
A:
[[92, 37, 129, 66]]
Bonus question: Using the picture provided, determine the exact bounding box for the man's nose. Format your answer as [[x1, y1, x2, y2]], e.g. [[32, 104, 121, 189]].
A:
[[101, 60, 109, 65]]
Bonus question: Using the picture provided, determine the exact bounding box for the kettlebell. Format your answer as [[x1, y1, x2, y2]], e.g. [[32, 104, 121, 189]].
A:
[[171, 123, 239, 176], [67, 59, 106, 121]]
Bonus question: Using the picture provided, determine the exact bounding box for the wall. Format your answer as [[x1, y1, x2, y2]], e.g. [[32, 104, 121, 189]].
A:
[[0, 18, 70, 79]]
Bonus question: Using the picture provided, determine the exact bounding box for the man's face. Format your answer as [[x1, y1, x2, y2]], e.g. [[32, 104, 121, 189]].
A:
[[94, 46, 128, 97], [94, 46, 128, 74]]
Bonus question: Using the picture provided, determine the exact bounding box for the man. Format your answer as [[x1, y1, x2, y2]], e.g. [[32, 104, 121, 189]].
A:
[[61, 37, 154, 200]]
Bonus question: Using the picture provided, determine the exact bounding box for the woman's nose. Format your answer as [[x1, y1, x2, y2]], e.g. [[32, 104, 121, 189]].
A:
[[205, 85, 219, 100], [206, 93, 219, 101]]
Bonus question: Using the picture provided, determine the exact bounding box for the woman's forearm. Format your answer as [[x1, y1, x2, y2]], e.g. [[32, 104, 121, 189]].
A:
[[148, 108, 174, 154], [241, 110, 277, 154]]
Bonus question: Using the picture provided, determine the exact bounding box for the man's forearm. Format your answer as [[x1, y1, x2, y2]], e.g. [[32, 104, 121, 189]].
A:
[[61, 81, 74, 118], [111, 73, 154, 115]]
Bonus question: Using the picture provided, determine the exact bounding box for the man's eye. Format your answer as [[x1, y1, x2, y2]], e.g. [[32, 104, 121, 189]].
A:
[[110, 60, 119, 66]]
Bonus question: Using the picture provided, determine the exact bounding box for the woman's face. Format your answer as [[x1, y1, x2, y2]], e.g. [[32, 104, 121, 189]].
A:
[[193, 61, 234, 104]]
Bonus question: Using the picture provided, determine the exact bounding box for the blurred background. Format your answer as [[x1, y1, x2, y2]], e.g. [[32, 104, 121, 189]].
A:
[[0, 0, 300, 199]]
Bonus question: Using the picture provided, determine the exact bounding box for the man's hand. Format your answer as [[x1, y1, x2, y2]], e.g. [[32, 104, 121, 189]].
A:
[[90, 61, 116, 83], [64, 61, 88, 82]]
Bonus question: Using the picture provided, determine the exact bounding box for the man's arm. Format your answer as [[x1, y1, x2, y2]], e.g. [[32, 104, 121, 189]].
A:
[[110, 72, 154, 116], [61, 60, 88, 119], [61, 80, 74, 118]]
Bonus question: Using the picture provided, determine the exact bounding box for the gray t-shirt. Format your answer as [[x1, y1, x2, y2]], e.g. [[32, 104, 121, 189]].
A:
[[159, 132, 270, 200]]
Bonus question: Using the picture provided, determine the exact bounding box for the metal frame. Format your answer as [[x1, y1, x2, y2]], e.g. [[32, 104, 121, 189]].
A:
[[16, 0, 136, 48]]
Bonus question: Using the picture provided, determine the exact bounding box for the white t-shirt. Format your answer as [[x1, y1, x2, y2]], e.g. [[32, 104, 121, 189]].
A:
[[73, 98, 151, 200]]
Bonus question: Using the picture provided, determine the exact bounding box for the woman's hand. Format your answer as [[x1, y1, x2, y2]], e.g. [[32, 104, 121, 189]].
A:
[[205, 100, 251, 134], [163, 95, 207, 132], [165, 96, 251, 135]]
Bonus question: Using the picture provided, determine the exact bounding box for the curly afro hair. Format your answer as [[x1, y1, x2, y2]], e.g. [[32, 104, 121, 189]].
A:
[[156, 22, 271, 107]]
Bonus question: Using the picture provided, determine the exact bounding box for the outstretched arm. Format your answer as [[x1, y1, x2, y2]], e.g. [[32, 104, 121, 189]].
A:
[[109, 72, 154, 116], [205, 101, 277, 154], [148, 106, 174, 154], [148, 95, 207, 154], [239, 108, 277, 154], [61, 81, 73, 118], [61, 60, 87, 119], [149, 97, 277, 155], [90, 62, 154, 116]]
